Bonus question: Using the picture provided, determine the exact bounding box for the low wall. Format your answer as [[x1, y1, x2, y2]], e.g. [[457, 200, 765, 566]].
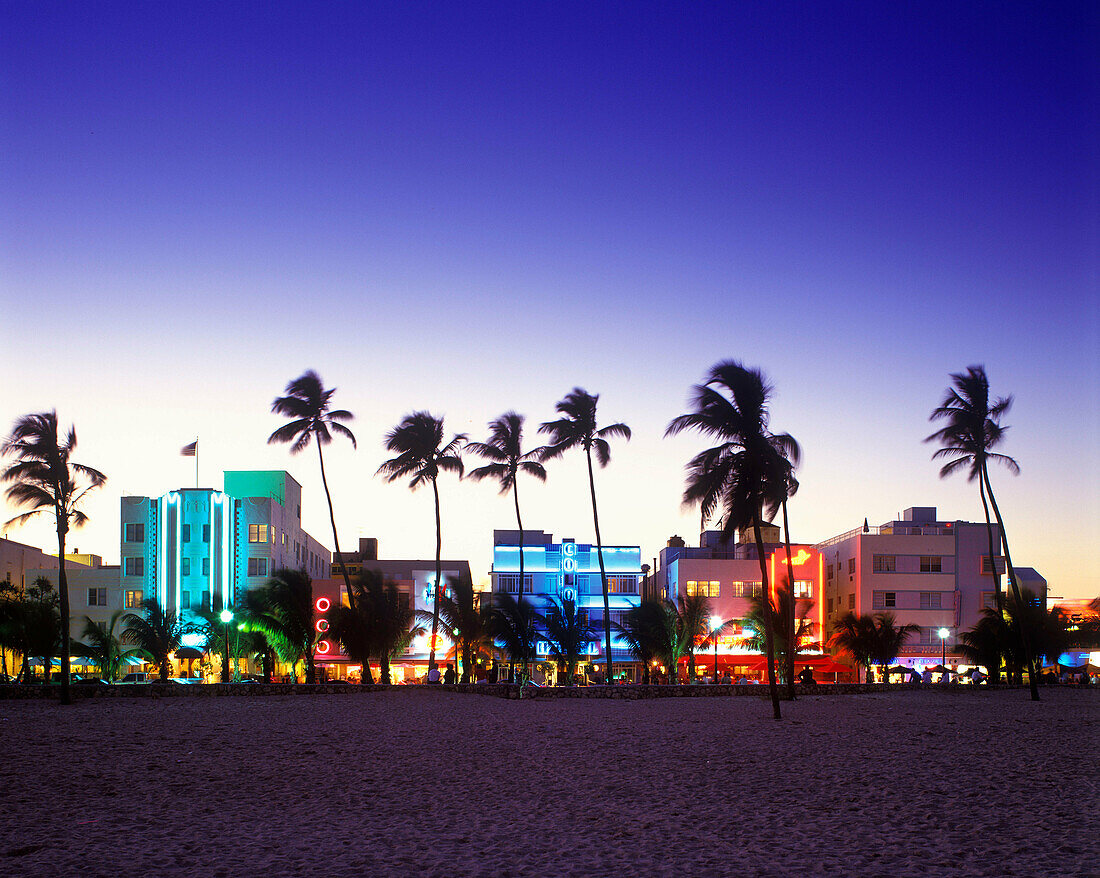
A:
[[1, 680, 1083, 700]]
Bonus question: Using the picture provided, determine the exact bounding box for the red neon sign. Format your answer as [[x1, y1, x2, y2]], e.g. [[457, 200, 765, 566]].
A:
[[315, 597, 331, 613]]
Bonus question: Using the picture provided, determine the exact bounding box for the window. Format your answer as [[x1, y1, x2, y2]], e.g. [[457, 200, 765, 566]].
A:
[[398, 592, 411, 611], [608, 575, 639, 594], [848, 558, 856, 574], [919, 591, 943, 609], [124, 557, 144, 577], [848, 593, 856, 610], [202, 524, 210, 543], [981, 592, 997, 610], [202, 558, 210, 576], [920, 556, 942, 573], [200, 590, 210, 609], [827, 597, 834, 614], [793, 581, 812, 599], [873, 591, 896, 609], [826, 564, 834, 580], [87, 588, 107, 606], [497, 574, 531, 593], [181, 524, 191, 542], [873, 555, 896, 573], [296, 505, 301, 520], [248, 557, 269, 577], [731, 581, 762, 598], [181, 591, 191, 609], [686, 581, 719, 597], [981, 556, 1006, 575], [125, 523, 145, 543], [181, 558, 191, 576], [125, 589, 143, 608], [248, 524, 268, 543]]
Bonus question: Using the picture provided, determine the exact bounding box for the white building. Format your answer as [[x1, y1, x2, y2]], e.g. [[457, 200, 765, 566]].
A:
[[119, 470, 329, 614], [816, 506, 1046, 667], [489, 529, 643, 680]]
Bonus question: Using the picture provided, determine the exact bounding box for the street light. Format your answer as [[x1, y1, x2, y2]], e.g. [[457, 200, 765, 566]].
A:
[[710, 615, 723, 684], [220, 608, 234, 683], [938, 627, 949, 667]]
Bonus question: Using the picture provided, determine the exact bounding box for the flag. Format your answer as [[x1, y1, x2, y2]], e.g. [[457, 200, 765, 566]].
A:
[[181, 441, 197, 457]]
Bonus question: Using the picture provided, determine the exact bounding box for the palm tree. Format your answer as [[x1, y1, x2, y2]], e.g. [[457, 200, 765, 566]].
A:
[[612, 599, 668, 684], [377, 411, 465, 673], [490, 590, 539, 683], [827, 612, 878, 683], [773, 451, 802, 699], [677, 590, 713, 682], [744, 581, 816, 684], [960, 610, 1012, 680], [871, 613, 919, 685], [537, 596, 596, 686], [122, 599, 186, 681], [468, 412, 547, 622], [419, 572, 487, 684], [926, 365, 1038, 698], [18, 579, 61, 683], [539, 389, 631, 683], [700, 614, 738, 684], [666, 361, 791, 719], [76, 610, 135, 682], [269, 371, 358, 611], [326, 580, 376, 685], [1, 411, 106, 704], [255, 568, 317, 683]]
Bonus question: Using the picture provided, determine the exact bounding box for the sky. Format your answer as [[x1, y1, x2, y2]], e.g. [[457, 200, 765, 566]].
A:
[[1, 2, 1097, 598]]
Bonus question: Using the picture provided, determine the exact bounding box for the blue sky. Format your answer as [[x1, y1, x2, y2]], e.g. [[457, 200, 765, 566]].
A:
[[2, 2, 1097, 596]]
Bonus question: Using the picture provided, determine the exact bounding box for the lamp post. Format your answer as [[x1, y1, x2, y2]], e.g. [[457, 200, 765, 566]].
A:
[[938, 627, 949, 667], [710, 615, 723, 684], [220, 608, 234, 683]]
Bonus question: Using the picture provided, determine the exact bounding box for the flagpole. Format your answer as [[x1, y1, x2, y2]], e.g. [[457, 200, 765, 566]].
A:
[[195, 437, 199, 488]]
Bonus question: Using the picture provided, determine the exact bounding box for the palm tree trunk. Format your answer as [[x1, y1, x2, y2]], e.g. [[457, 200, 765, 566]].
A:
[[429, 476, 442, 672], [781, 499, 797, 700], [56, 524, 71, 705], [753, 516, 782, 720], [317, 442, 356, 614], [977, 472, 1004, 683], [982, 466, 1040, 701], [585, 447, 614, 685], [305, 648, 316, 684]]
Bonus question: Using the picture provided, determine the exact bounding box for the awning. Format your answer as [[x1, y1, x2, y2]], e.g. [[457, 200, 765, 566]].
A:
[[175, 647, 204, 659]]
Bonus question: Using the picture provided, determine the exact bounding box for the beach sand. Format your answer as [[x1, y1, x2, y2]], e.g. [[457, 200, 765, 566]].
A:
[[0, 688, 1095, 877]]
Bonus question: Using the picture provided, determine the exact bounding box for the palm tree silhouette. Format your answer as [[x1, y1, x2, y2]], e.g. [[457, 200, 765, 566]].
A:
[[927, 365, 1038, 699], [121, 599, 186, 682], [490, 590, 539, 683], [772, 448, 802, 700], [667, 361, 791, 719], [77, 610, 135, 682], [744, 579, 816, 684], [268, 371, 358, 610], [418, 572, 486, 683], [377, 411, 465, 672], [871, 612, 919, 686], [539, 389, 630, 684], [255, 568, 318, 683], [2, 411, 106, 704], [536, 596, 596, 686], [676, 590, 713, 681], [827, 612, 877, 683], [468, 412, 547, 623]]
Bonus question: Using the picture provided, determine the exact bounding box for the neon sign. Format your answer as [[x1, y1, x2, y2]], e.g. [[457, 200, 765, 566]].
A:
[[562, 542, 577, 572], [316, 640, 331, 655], [315, 597, 330, 612], [790, 549, 812, 566]]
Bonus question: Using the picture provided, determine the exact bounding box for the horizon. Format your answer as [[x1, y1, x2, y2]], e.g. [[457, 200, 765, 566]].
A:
[[2, 3, 1096, 599]]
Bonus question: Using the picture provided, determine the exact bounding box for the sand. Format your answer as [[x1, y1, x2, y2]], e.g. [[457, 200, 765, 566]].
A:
[[0, 688, 1096, 877]]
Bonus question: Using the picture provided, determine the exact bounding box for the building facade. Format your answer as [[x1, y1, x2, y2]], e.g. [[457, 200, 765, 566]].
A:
[[0, 536, 58, 589], [489, 529, 643, 681], [816, 506, 1046, 668], [312, 537, 473, 681], [119, 470, 329, 614], [651, 528, 828, 679]]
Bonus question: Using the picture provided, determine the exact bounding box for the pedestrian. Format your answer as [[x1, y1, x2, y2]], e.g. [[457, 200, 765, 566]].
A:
[[427, 665, 441, 684], [443, 663, 456, 685]]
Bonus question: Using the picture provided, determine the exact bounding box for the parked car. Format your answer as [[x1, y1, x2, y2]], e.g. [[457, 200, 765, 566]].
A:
[[120, 672, 151, 684], [73, 677, 110, 686]]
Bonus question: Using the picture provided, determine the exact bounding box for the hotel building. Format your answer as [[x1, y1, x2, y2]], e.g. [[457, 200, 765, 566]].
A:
[[489, 529, 643, 681], [816, 506, 1047, 668], [311, 537, 473, 681], [651, 525, 828, 679], [119, 470, 329, 614]]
